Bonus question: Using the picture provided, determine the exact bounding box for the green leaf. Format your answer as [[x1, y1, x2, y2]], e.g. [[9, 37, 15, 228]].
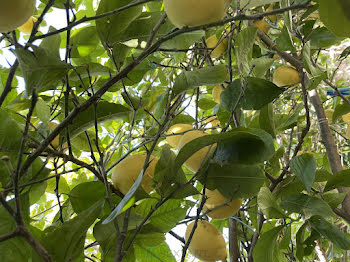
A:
[[0, 196, 32, 262], [340, 46, 350, 59], [169, 114, 195, 126], [253, 225, 285, 262], [70, 26, 100, 58], [93, 219, 138, 262], [42, 200, 104, 262], [161, 31, 205, 50], [324, 169, 350, 191], [14, 47, 72, 94], [0, 109, 22, 151], [323, 192, 347, 209], [134, 241, 176, 262], [333, 102, 350, 123], [198, 98, 217, 110], [122, 53, 160, 86], [296, 222, 308, 261], [280, 194, 334, 218], [251, 57, 274, 79], [65, 101, 131, 140], [257, 187, 287, 219], [69, 63, 112, 82], [302, 42, 327, 79], [276, 26, 296, 52], [96, 0, 142, 47], [29, 180, 47, 204], [153, 145, 199, 199], [280, 224, 291, 250], [238, 0, 279, 9], [172, 65, 228, 97], [203, 163, 265, 199], [220, 78, 284, 111], [134, 232, 165, 247], [337, 0, 350, 20], [235, 27, 257, 75], [213, 128, 275, 164], [315, 168, 332, 182], [319, 0, 350, 37], [40, 26, 61, 59], [135, 199, 188, 233], [259, 103, 276, 138], [46, 177, 70, 195], [290, 153, 316, 192], [121, 12, 175, 43], [309, 215, 350, 250], [310, 27, 344, 49], [275, 104, 303, 131], [69, 181, 108, 214], [173, 128, 274, 180], [35, 98, 50, 124]]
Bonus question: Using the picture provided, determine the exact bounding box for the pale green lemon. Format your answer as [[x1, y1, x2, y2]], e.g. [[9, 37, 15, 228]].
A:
[[163, 0, 231, 28], [0, 0, 35, 32], [185, 220, 227, 261]]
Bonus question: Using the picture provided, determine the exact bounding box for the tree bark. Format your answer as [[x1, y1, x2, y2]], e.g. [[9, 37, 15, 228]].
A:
[[229, 218, 240, 262], [309, 90, 350, 218]]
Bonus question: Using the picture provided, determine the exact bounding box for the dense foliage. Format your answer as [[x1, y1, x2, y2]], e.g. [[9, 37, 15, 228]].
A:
[[1, 0, 350, 261]]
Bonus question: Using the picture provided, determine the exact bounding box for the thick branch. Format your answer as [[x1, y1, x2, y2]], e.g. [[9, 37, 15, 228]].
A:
[[229, 218, 240, 262], [19, 225, 52, 262], [0, 60, 19, 107]]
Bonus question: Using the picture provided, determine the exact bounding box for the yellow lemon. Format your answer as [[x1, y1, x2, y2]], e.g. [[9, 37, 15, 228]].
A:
[[203, 189, 241, 220], [0, 0, 36, 32], [306, 11, 320, 20], [342, 112, 350, 122], [177, 130, 215, 173], [204, 116, 220, 127], [325, 109, 334, 123], [111, 154, 159, 195], [48, 122, 60, 149], [163, 0, 231, 28], [346, 124, 350, 140], [266, 3, 277, 23], [166, 124, 193, 148], [253, 20, 270, 34], [185, 220, 227, 261], [212, 85, 224, 104], [206, 34, 228, 58], [273, 65, 300, 87], [273, 54, 280, 61], [19, 16, 38, 34]]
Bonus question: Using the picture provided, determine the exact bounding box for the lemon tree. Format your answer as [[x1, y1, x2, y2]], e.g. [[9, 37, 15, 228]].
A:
[[1, 1, 350, 262]]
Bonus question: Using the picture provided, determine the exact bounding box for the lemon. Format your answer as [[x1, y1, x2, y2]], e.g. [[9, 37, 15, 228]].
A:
[[204, 116, 220, 127], [253, 20, 270, 34], [346, 124, 350, 140], [48, 122, 60, 149], [19, 16, 38, 34], [111, 154, 158, 195], [266, 3, 277, 23], [273, 65, 300, 87], [185, 220, 227, 261], [212, 85, 224, 104], [206, 34, 228, 58], [325, 109, 334, 123], [163, 0, 231, 28], [166, 124, 193, 148], [203, 188, 241, 220], [342, 112, 350, 122], [177, 130, 215, 173], [0, 0, 36, 32]]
